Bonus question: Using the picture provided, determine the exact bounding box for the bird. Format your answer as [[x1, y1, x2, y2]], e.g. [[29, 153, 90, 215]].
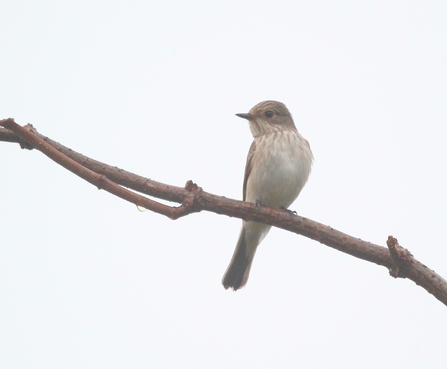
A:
[[222, 100, 313, 290]]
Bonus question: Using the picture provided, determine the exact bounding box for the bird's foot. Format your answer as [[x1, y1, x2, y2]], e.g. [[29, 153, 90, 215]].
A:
[[280, 206, 297, 216]]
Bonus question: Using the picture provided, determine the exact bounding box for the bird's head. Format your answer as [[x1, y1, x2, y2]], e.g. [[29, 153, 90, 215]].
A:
[[236, 100, 296, 137]]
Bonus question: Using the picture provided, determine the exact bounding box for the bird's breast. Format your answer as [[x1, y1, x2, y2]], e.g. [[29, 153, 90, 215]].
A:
[[245, 130, 312, 208]]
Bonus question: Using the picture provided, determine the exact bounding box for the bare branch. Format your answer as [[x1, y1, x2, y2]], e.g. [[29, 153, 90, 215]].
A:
[[2, 120, 447, 306], [0, 119, 190, 219]]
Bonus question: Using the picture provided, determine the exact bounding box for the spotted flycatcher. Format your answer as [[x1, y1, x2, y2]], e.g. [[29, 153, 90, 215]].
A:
[[222, 100, 313, 290]]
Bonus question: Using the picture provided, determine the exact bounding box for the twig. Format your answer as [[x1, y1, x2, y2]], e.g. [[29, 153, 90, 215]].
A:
[[1, 119, 193, 219]]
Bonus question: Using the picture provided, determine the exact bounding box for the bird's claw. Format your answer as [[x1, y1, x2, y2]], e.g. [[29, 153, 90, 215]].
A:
[[280, 206, 297, 215]]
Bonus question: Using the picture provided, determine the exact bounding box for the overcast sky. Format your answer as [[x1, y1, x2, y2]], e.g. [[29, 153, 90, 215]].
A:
[[1, 1, 447, 368]]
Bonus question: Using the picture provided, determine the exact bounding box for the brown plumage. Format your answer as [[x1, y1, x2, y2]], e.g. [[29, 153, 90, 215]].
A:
[[222, 101, 313, 290]]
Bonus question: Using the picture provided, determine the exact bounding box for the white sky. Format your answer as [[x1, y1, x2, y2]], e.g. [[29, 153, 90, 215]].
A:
[[1, 1, 447, 368]]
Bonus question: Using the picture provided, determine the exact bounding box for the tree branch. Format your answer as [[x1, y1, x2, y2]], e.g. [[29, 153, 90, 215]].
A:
[[1, 119, 447, 306]]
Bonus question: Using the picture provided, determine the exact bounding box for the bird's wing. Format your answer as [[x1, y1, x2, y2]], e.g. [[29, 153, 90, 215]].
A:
[[243, 140, 257, 202]]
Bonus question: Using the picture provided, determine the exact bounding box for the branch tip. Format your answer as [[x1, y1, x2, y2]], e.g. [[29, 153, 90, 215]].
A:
[[0, 119, 35, 150]]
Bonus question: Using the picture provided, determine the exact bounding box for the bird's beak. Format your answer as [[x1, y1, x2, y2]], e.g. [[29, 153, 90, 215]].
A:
[[236, 113, 254, 120]]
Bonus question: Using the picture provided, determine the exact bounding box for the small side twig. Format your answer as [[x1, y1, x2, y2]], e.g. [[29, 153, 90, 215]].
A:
[[387, 236, 413, 278], [0, 119, 192, 219]]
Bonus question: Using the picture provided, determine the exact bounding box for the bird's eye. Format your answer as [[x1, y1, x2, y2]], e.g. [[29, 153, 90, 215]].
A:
[[265, 111, 274, 118]]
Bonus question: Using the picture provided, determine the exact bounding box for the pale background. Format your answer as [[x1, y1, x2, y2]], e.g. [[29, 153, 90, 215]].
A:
[[1, 1, 447, 368]]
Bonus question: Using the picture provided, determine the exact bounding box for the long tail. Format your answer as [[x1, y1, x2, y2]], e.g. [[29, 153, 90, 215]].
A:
[[222, 223, 271, 290], [222, 228, 254, 290]]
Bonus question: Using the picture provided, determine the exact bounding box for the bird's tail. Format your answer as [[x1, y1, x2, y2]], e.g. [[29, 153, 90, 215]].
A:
[[222, 223, 271, 290]]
